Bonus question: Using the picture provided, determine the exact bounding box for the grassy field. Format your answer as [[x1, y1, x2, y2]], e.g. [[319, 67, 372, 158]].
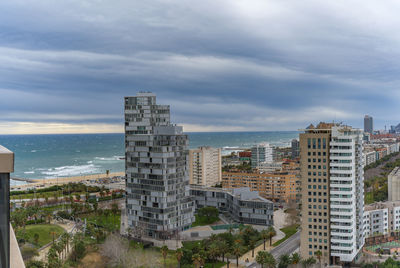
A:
[[272, 224, 299, 247], [25, 224, 65, 247], [192, 215, 219, 227], [79, 212, 121, 231]]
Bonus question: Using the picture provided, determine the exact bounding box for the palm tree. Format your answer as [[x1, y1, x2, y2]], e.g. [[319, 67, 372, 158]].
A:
[[267, 226, 276, 246], [175, 248, 183, 268], [249, 237, 257, 258], [265, 252, 276, 268], [290, 253, 301, 265], [315, 250, 322, 267], [161, 245, 168, 268], [301, 257, 316, 268], [208, 243, 219, 268], [256, 251, 268, 268], [257, 251, 276, 268], [232, 244, 243, 267], [278, 254, 290, 268], [219, 240, 229, 262], [192, 253, 204, 268], [260, 229, 269, 250], [49, 231, 57, 245]]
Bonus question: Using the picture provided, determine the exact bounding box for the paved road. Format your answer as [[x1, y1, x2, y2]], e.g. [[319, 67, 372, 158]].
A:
[[247, 231, 300, 268]]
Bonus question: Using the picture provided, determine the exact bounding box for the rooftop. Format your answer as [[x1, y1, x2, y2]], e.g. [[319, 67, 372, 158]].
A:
[[190, 184, 273, 203]]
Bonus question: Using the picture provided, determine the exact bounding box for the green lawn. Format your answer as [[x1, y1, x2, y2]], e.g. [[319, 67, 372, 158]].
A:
[[192, 215, 219, 227], [79, 212, 121, 231], [272, 224, 299, 247], [25, 224, 65, 247]]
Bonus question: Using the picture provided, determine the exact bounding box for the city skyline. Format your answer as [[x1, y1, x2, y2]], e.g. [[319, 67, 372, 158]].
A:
[[2, 1, 400, 134]]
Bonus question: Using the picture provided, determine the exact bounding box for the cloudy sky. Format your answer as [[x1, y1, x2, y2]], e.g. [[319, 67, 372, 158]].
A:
[[1, 0, 399, 134]]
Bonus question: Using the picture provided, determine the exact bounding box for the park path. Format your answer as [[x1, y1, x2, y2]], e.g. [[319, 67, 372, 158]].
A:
[[34, 219, 77, 262]]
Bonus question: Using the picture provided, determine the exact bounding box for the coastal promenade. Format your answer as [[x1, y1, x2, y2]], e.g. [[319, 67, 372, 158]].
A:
[[10, 172, 125, 190]]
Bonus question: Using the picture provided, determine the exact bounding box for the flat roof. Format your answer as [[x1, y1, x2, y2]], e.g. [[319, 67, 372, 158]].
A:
[[0, 145, 14, 173]]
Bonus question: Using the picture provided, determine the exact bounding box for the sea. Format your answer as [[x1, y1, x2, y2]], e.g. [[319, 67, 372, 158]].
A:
[[0, 131, 299, 185]]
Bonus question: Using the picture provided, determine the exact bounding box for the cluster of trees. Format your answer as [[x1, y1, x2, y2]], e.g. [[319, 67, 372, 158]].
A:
[[176, 225, 276, 267], [256, 252, 317, 268], [25, 232, 86, 268], [364, 152, 399, 171], [222, 162, 252, 172], [362, 257, 400, 268]]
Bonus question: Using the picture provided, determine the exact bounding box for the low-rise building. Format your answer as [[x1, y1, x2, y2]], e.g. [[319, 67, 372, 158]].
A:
[[364, 201, 400, 237], [222, 170, 299, 203], [190, 185, 274, 226]]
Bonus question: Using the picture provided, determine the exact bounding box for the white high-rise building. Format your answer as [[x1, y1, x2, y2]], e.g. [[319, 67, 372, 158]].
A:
[[124, 92, 194, 239], [329, 126, 364, 263], [189, 147, 221, 187], [251, 143, 274, 169]]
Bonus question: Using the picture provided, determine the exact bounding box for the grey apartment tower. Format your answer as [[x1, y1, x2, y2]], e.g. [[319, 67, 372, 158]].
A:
[[124, 92, 194, 239]]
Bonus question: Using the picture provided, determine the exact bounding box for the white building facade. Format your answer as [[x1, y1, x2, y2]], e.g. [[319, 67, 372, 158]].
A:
[[329, 126, 365, 263], [251, 143, 274, 169], [124, 92, 194, 239]]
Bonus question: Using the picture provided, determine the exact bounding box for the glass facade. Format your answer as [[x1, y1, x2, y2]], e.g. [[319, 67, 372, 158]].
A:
[[0, 173, 10, 268]]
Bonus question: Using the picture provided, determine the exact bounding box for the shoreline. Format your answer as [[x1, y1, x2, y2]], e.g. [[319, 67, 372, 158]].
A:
[[10, 172, 125, 190]]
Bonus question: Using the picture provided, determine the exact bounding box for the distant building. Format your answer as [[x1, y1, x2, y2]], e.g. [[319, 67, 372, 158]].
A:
[[238, 151, 251, 161], [189, 146, 222, 187], [388, 167, 400, 202], [299, 123, 364, 265], [124, 92, 194, 239], [222, 170, 299, 203], [251, 143, 274, 169], [291, 139, 300, 159], [190, 185, 274, 226], [364, 115, 373, 134], [363, 201, 400, 237]]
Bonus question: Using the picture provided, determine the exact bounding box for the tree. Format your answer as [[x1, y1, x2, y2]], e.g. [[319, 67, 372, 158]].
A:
[[256, 251, 268, 268], [197, 206, 219, 218], [93, 200, 98, 214], [111, 202, 119, 227], [257, 251, 276, 268], [26, 260, 45, 268], [267, 226, 276, 246], [278, 254, 290, 268], [192, 253, 204, 268], [249, 237, 257, 258], [315, 250, 322, 267], [232, 245, 243, 267], [261, 229, 269, 250], [33, 233, 39, 246], [208, 243, 219, 268], [301, 257, 316, 268], [161, 245, 168, 268], [219, 240, 229, 262], [49, 231, 57, 245], [290, 253, 301, 265], [176, 248, 184, 268]]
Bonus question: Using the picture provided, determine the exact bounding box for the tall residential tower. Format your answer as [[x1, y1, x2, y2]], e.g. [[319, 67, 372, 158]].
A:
[[299, 123, 364, 265], [124, 92, 194, 239], [364, 115, 373, 134], [251, 143, 274, 169], [189, 146, 222, 187]]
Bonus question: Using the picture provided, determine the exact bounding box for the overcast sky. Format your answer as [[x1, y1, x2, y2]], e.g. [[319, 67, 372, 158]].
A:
[[1, 0, 400, 134]]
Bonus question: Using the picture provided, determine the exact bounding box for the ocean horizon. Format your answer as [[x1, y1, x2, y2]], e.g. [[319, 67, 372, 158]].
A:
[[0, 131, 299, 185]]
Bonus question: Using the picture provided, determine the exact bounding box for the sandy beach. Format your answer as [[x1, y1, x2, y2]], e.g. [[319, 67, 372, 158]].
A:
[[10, 172, 125, 190]]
